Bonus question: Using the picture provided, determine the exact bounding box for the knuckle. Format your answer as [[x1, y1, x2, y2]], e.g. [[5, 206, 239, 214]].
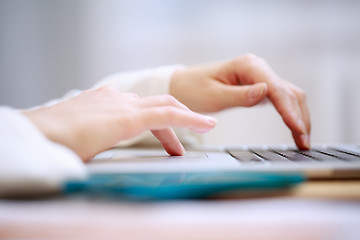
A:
[[243, 53, 258, 61], [287, 89, 297, 101], [233, 53, 266, 70], [161, 94, 178, 105], [95, 86, 119, 96], [163, 106, 177, 120], [160, 106, 183, 124], [240, 53, 259, 64], [287, 85, 307, 102], [275, 85, 297, 103], [150, 107, 173, 121], [97, 86, 114, 93], [296, 88, 307, 101]]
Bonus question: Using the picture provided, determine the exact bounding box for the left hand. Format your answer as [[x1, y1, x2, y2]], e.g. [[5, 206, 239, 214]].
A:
[[170, 53, 311, 150], [23, 87, 217, 161]]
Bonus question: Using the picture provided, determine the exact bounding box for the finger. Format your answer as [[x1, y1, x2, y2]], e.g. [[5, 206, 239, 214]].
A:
[[136, 107, 217, 134], [151, 128, 185, 156], [268, 85, 310, 149], [229, 55, 303, 132], [300, 103, 311, 133], [294, 86, 311, 134], [227, 54, 311, 149], [290, 85, 311, 150], [269, 87, 305, 134], [215, 82, 268, 109], [137, 95, 191, 111], [298, 104, 311, 150], [293, 131, 311, 151]]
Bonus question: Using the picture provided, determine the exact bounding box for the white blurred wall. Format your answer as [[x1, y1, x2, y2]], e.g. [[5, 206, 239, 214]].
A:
[[0, 0, 359, 145]]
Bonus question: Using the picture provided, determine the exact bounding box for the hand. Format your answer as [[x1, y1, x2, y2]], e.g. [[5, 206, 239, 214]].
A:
[[170, 53, 311, 150], [23, 87, 217, 161]]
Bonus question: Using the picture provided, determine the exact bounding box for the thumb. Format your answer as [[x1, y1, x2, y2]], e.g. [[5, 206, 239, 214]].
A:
[[220, 82, 268, 108]]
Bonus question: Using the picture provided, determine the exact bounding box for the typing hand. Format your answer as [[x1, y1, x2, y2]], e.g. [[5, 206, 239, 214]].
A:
[[170, 54, 311, 150], [23, 87, 216, 161]]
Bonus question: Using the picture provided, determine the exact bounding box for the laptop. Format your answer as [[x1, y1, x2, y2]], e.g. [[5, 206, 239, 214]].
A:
[[88, 144, 360, 179]]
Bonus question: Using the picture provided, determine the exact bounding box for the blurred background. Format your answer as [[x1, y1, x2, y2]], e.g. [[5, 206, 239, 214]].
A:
[[0, 0, 359, 145]]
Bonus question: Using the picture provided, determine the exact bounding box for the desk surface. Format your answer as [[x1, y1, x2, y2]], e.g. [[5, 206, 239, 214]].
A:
[[1, 180, 360, 240]]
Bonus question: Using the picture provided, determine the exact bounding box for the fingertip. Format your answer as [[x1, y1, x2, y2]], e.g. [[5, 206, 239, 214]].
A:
[[190, 128, 212, 134], [300, 134, 311, 150], [294, 133, 311, 150], [165, 142, 186, 156], [151, 128, 185, 156], [202, 115, 217, 127]]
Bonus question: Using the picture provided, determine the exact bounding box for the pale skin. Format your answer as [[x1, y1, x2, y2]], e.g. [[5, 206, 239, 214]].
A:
[[23, 54, 311, 162], [23, 88, 217, 161], [170, 54, 311, 150]]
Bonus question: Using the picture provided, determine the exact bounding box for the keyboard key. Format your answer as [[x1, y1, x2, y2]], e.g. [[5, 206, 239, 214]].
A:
[[271, 150, 316, 163], [250, 149, 293, 163], [316, 148, 360, 162], [226, 150, 264, 164], [297, 149, 345, 163], [331, 148, 360, 159], [227, 146, 360, 165]]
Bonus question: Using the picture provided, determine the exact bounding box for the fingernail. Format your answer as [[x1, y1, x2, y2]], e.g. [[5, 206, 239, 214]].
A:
[[202, 115, 217, 125], [300, 134, 310, 149], [249, 84, 266, 100], [191, 128, 212, 134]]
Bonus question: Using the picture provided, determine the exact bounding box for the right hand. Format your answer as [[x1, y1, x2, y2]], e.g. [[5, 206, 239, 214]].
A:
[[170, 54, 311, 149]]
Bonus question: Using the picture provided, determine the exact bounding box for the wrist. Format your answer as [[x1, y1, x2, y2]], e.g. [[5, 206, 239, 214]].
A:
[[22, 108, 71, 152], [170, 68, 190, 104]]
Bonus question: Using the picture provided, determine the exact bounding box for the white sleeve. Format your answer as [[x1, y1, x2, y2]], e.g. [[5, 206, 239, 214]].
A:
[[0, 107, 87, 198], [92, 65, 202, 147], [39, 65, 201, 148], [93, 65, 183, 96], [57, 65, 184, 101]]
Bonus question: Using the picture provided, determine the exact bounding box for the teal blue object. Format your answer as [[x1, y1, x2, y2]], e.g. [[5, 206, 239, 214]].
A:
[[64, 171, 304, 200]]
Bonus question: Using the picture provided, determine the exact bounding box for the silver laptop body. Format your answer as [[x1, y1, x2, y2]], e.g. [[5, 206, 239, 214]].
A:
[[88, 144, 360, 179]]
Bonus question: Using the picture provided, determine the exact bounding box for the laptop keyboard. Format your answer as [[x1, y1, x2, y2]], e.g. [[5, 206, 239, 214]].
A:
[[226, 147, 360, 165]]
